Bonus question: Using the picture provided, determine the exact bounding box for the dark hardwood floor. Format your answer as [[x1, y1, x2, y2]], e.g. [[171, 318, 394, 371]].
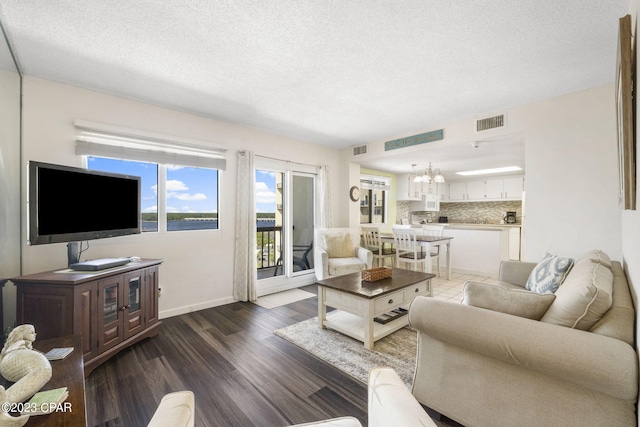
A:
[[85, 285, 460, 427]]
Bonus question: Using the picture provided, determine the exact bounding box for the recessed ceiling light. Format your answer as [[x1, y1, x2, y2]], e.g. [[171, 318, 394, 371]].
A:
[[456, 166, 522, 176]]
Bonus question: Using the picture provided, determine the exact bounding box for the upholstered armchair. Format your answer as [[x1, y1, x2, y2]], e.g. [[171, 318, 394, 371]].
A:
[[314, 228, 372, 280]]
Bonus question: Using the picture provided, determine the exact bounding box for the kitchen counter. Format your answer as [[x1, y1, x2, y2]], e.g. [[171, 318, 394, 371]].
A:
[[413, 223, 521, 231], [408, 223, 522, 276]]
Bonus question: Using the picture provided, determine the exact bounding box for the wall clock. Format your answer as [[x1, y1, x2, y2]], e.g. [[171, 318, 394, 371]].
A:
[[349, 186, 360, 202]]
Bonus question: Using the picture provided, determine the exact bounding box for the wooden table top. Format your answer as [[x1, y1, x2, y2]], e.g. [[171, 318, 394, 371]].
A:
[[379, 233, 453, 242], [315, 268, 435, 299], [0, 334, 86, 427]]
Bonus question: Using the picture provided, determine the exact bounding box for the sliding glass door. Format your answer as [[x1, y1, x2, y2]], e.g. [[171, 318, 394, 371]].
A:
[[255, 159, 316, 295]]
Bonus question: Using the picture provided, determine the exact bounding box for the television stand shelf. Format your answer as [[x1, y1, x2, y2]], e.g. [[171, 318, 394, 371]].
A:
[[12, 258, 163, 376]]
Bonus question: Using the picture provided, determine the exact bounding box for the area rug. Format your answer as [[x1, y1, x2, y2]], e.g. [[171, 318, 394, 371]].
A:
[[274, 317, 417, 387], [254, 289, 316, 309]]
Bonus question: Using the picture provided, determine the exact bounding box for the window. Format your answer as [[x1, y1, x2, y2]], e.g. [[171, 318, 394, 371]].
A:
[[76, 120, 226, 233], [88, 158, 219, 232], [166, 165, 219, 231], [360, 176, 390, 224], [88, 157, 158, 232]]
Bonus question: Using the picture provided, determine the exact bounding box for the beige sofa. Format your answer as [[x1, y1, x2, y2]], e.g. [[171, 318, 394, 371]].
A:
[[408, 250, 638, 427]]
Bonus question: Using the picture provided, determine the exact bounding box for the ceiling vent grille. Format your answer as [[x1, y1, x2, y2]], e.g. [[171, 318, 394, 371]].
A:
[[352, 144, 368, 156], [475, 113, 506, 133]]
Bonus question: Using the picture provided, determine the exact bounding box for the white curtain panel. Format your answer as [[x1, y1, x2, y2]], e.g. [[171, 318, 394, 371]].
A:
[[318, 164, 332, 228], [233, 150, 257, 302]]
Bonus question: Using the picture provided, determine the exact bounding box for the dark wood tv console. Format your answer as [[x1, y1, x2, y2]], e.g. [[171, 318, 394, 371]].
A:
[[12, 259, 163, 376]]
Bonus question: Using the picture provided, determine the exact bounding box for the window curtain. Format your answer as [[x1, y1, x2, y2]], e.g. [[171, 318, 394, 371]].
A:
[[318, 164, 332, 228], [233, 150, 257, 302]]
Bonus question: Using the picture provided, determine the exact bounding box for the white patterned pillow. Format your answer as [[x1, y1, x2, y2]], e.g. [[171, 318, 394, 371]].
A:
[[323, 234, 353, 258], [525, 253, 574, 294]]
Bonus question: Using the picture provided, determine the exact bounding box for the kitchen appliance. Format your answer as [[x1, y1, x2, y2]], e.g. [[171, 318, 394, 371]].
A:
[[505, 211, 517, 224], [438, 216, 448, 223]]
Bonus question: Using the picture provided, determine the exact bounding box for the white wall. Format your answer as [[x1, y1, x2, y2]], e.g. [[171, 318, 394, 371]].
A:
[[520, 84, 622, 261], [11, 76, 345, 322]]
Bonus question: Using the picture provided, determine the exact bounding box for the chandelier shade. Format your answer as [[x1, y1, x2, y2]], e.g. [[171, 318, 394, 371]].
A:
[[412, 162, 445, 184]]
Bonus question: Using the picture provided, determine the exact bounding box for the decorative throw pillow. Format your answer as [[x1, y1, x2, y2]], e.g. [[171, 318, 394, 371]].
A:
[[525, 253, 574, 294], [540, 258, 614, 330], [582, 249, 613, 270], [462, 281, 556, 320], [323, 234, 353, 258]]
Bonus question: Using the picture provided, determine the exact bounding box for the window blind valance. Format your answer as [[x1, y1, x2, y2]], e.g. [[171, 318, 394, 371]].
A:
[[74, 120, 227, 170]]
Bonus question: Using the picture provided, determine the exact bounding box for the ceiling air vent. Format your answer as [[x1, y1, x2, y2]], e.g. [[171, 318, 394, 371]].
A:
[[352, 144, 368, 156], [475, 113, 506, 133]]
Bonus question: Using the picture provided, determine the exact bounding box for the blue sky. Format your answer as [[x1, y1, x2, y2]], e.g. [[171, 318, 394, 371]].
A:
[[88, 157, 218, 213], [255, 170, 277, 213]]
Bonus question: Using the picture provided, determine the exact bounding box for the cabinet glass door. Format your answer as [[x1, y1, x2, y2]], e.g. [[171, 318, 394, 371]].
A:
[[103, 284, 119, 324], [128, 276, 141, 312]]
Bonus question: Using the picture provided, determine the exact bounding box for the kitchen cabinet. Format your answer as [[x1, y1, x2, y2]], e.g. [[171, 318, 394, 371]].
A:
[[503, 177, 524, 200], [485, 179, 504, 199], [13, 259, 162, 376], [509, 227, 521, 260], [448, 182, 466, 201], [396, 174, 421, 201], [445, 176, 524, 201], [466, 180, 486, 200]]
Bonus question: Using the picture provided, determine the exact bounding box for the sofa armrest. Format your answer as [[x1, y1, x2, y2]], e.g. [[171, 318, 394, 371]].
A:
[[408, 297, 638, 401], [498, 261, 537, 287], [368, 367, 436, 427], [356, 246, 373, 268]]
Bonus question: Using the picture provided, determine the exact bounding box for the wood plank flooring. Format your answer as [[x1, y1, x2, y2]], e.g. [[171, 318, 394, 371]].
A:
[[85, 285, 460, 427]]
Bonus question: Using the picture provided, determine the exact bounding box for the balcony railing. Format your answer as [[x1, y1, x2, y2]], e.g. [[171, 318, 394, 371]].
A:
[[257, 225, 282, 271]]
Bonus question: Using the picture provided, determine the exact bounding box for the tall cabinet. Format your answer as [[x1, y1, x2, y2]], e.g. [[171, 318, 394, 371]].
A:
[[12, 259, 162, 376]]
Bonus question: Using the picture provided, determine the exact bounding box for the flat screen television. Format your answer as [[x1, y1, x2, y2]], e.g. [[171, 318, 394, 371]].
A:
[[28, 161, 141, 246]]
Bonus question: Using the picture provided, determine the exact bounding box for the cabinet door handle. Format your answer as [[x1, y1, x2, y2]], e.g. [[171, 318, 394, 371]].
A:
[[415, 288, 419, 292], [388, 299, 393, 304]]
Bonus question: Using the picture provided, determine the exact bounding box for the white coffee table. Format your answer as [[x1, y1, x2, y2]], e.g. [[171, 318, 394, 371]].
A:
[[316, 268, 434, 350]]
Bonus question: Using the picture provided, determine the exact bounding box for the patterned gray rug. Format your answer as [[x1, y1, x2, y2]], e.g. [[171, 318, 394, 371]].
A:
[[274, 317, 417, 387]]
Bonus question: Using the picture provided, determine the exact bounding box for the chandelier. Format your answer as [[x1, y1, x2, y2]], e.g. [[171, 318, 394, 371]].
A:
[[412, 162, 445, 183]]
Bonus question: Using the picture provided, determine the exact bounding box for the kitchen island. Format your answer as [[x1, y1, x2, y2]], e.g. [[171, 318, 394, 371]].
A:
[[410, 223, 521, 277]]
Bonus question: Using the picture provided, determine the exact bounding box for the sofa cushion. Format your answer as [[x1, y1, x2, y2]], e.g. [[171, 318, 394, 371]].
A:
[[540, 258, 613, 330], [462, 281, 556, 320], [323, 234, 354, 258], [525, 252, 574, 294]]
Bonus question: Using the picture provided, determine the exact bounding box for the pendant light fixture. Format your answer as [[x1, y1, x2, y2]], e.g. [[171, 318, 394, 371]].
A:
[[412, 162, 445, 184]]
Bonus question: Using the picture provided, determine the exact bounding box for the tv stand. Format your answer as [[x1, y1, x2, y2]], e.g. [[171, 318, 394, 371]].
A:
[[12, 258, 163, 376]]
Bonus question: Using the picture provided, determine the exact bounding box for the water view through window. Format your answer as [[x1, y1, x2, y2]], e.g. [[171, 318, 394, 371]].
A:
[[88, 157, 219, 232]]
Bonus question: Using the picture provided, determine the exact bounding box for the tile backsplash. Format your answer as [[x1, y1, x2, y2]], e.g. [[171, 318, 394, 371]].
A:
[[397, 200, 523, 224]]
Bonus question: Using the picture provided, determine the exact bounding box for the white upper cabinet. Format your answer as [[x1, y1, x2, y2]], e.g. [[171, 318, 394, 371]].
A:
[[448, 182, 466, 201], [444, 176, 524, 201], [503, 177, 524, 200], [466, 180, 486, 200], [396, 174, 422, 201], [485, 179, 505, 199]]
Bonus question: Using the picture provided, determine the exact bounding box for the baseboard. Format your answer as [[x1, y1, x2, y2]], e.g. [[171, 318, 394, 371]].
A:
[[159, 296, 236, 319]]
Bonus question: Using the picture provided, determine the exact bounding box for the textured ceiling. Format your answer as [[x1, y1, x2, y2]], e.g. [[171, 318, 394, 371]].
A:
[[0, 0, 630, 176]]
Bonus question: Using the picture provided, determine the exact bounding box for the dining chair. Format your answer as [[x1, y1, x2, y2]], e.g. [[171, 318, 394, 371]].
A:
[[361, 225, 395, 267], [392, 227, 426, 272], [422, 224, 445, 276]]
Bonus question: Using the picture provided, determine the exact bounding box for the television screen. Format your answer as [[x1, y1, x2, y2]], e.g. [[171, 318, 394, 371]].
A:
[[28, 161, 141, 245]]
